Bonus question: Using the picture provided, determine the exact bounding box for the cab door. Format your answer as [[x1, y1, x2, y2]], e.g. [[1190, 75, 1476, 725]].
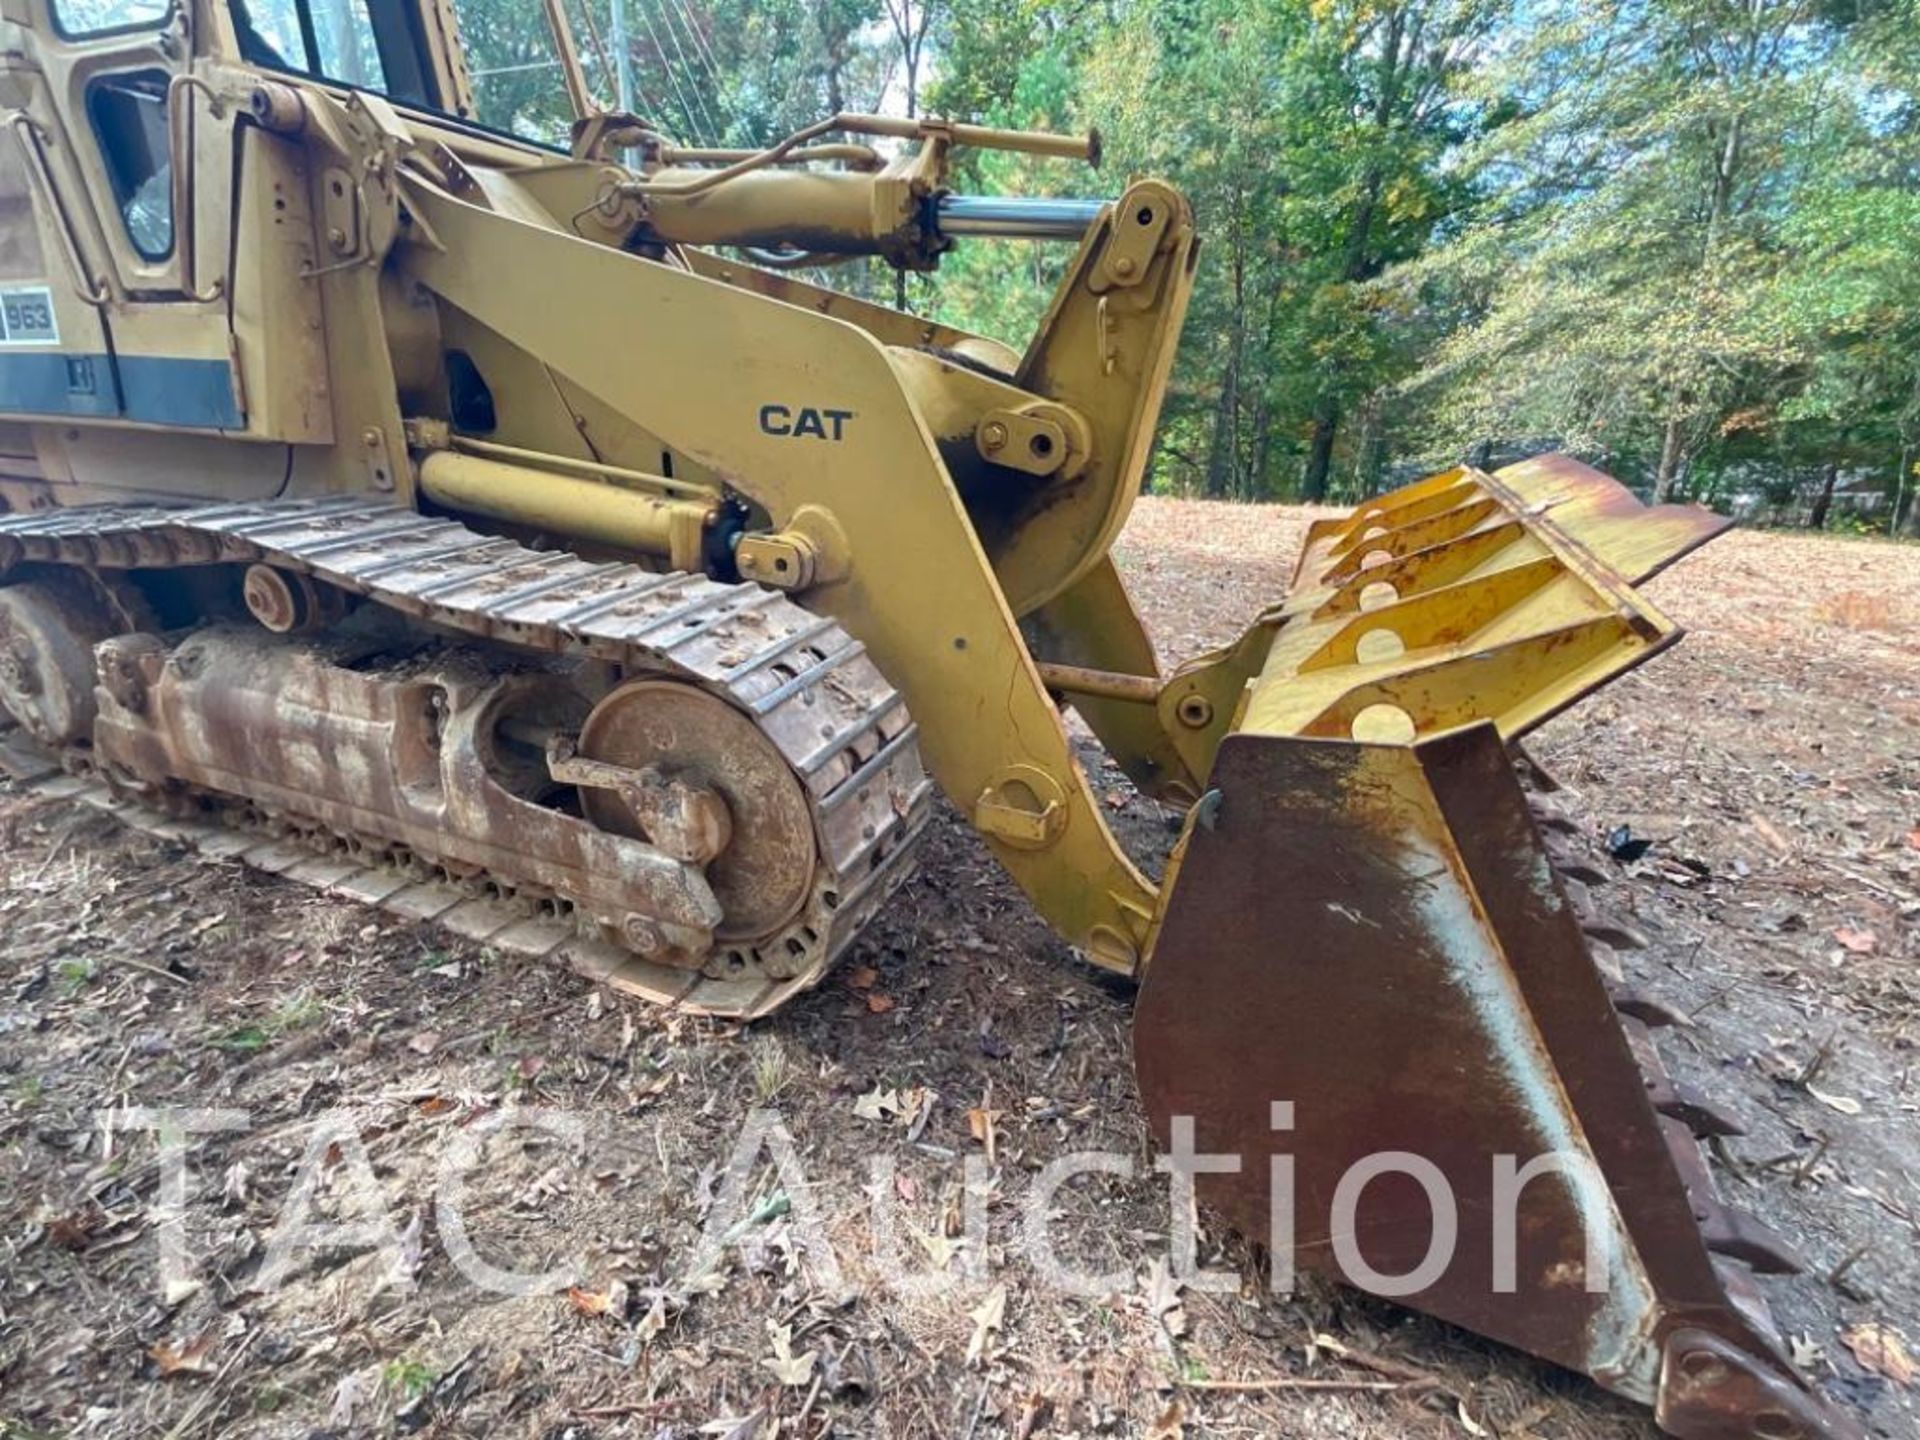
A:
[[13, 0, 247, 432], [0, 12, 125, 421]]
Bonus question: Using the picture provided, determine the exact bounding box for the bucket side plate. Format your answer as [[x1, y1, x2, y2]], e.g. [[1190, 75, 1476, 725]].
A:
[[1136, 458, 1857, 1440]]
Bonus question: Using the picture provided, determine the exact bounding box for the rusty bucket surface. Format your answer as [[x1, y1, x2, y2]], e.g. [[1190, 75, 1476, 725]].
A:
[[1134, 457, 1862, 1440]]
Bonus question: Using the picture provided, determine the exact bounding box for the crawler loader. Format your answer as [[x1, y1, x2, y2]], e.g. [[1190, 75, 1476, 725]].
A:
[[0, 0, 1863, 1433]]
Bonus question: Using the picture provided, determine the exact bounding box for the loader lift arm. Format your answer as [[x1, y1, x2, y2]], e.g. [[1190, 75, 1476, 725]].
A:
[[394, 165, 1189, 972]]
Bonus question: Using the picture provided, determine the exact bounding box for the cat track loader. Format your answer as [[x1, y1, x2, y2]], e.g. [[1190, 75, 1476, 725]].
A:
[[0, 0, 1862, 1433]]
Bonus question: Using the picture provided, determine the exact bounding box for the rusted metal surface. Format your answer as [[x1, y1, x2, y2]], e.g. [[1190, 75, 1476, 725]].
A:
[[0, 575, 115, 745], [1488, 454, 1735, 586], [574, 678, 819, 940], [1033, 659, 1163, 706], [1137, 459, 1856, 1439], [1136, 726, 1861, 1439], [95, 628, 732, 965], [0, 497, 935, 1018]]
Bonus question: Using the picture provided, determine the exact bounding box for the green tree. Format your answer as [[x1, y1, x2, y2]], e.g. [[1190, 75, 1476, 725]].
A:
[[1076, 0, 1497, 500], [1396, 0, 1888, 503]]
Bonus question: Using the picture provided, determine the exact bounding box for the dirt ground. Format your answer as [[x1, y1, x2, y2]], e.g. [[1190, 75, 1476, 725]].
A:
[[0, 499, 1915, 1440]]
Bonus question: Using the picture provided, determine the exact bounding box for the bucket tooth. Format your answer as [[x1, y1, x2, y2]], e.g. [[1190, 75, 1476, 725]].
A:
[[1612, 987, 1692, 1029], [1622, 1021, 1748, 1139], [1586, 919, 1651, 950], [1532, 803, 1583, 837], [1560, 874, 1598, 918], [1509, 740, 1562, 794], [1656, 1086, 1748, 1141], [1657, 1116, 1804, 1276], [1556, 859, 1612, 886], [1136, 457, 1859, 1440], [1702, 1211, 1804, 1277]]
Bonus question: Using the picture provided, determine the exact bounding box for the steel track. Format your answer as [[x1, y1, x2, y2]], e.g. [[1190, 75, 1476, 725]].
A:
[[0, 497, 936, 1019]]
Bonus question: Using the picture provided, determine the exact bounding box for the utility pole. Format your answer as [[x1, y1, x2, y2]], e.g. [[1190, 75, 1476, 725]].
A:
[[609, 0, 635, 113]]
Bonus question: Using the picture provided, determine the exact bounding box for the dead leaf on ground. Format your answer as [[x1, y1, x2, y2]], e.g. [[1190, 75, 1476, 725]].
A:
[[678, 1263, 729, 1298], [856, 1084, 936, 1133], [853, 1086, 902, 1122], [763, 1323, 817, 1387], [1748, 813, 1794, 857], [1789, 1334, 1827, 1371], [966, 1283, 1007, 1367], [1145, 1399, 1186, 1439], [901, 1085, 936, 1137], [46, 1207, 100, 1251], [704, 1410, 768, 1439], [637, 1293, 668, 1343], [846, 965, 879, 991], [329, 1372, 369, 1427], [1842, 1322, 1916, 1386], [1013, 1391, 1052, 1440], [1904, 826, 1920, 852], [1142, 1257, 1188, 1338], [1832, 926, 1879, 955], [865, 992, 897, 1014], [912, 1225, 963, 1272], [150, 1331, 216, 1378], [966, 1094, 1003, 1164], [221, 1160, 251, 1208], [1807, 1083, 1864, 1116], [566, 1281, 626, 1318]]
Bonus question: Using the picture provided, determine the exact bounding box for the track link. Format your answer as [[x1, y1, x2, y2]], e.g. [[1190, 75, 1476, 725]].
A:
[[0, 497, 936, 1020]]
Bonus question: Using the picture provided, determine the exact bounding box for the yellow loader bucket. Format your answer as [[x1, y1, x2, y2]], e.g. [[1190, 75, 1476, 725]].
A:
[[1135, 457, 1861, 1440]]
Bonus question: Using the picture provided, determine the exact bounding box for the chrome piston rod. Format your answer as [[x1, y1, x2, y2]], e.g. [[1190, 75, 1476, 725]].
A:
[[934, 194, 1106, 240]]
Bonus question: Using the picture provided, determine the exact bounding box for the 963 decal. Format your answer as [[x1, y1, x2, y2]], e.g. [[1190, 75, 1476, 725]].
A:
[[0, 285, 59, 346]]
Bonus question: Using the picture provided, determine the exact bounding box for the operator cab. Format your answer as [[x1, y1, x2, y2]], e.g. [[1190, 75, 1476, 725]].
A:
[[0, 0, 558, 446]]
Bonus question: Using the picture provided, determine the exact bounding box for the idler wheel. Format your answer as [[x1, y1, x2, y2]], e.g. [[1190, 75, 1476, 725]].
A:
[[0, 578, 115, 745], [577, 679, 817, 941]]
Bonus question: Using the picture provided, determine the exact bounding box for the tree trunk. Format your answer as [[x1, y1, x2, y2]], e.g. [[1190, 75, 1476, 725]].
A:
[[1297, 10, 1410, 508], [1205, 194, 1249, 498], [1807, 460, 1839, 530], [1247, 389, 1273, 500], [1205, 357, 1240, 499], [1892, 442, 1914, 538], [1302, 393, 1339, 503], [1351, 391, 1386, 497], [1653, 418, 1686, 503]]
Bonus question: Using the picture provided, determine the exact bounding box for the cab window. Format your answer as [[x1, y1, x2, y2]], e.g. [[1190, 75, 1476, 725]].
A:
[[51, 0, 171, 39], [309, 0, 386, 87], [227, 0, 437, 108], [449, 0, 574, 145], [86, 70, 173, 260]]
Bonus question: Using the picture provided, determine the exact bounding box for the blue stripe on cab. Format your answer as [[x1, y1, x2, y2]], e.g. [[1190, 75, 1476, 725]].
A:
[[0, 351, 244, 429], [116, 355, 245, 428], [0, 350, 121, 417]]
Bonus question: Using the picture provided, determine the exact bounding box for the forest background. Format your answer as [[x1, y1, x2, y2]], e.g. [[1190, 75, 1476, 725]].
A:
[[457, 0, 1920, 530]]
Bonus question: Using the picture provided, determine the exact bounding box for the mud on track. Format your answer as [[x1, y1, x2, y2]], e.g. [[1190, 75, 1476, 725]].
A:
[[1, 501, 1915, 1439]]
